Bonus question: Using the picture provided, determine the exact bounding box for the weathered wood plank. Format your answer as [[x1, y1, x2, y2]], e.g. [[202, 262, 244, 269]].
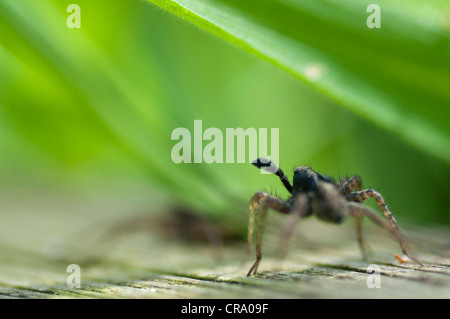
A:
[[0, 188, 449, 299]]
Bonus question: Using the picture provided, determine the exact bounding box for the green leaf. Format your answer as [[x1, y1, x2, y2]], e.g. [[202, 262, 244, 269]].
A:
[[146, 0, 450, 164], [0, 0, 248, 219]]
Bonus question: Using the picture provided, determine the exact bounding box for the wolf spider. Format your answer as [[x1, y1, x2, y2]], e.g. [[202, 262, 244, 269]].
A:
[[245, 158, 422, 276]]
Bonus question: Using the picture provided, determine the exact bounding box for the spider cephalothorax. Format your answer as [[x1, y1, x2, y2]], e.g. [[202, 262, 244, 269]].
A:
[[245, 158, 422, 276]]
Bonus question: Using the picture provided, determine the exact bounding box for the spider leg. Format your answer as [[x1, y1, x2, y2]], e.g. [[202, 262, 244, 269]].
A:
[[338, 176, 372, 258], [347, 201, 422, 266], [275, 194, 309, 263], [246, 191, 291, 276], [354, 216, 371, 261], [252, 158, 293, 194], [346, 189, 400, 229], [339, 175, 362, 195]]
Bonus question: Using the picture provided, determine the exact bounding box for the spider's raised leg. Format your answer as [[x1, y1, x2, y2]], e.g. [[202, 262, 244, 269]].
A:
[[246, 191, 291, 276], [347, 198, 422, 266], [252, 158, 293, 194]]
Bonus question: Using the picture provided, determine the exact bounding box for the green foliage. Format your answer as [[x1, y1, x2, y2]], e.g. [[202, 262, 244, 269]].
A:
[[147, 0, 450, 163], [0, 0, 449, 227]]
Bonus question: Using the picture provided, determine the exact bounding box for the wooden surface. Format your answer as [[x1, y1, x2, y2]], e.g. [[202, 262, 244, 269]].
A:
[[0, 186, 449, 299]]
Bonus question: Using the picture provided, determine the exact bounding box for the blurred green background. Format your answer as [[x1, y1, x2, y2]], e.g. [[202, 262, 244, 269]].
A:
[[0, 0, 449, 253]]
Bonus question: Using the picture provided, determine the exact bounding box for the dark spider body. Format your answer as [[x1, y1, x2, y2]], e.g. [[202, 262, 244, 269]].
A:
[[290, 166, 345, 223], [245, 158, 422, 277]]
